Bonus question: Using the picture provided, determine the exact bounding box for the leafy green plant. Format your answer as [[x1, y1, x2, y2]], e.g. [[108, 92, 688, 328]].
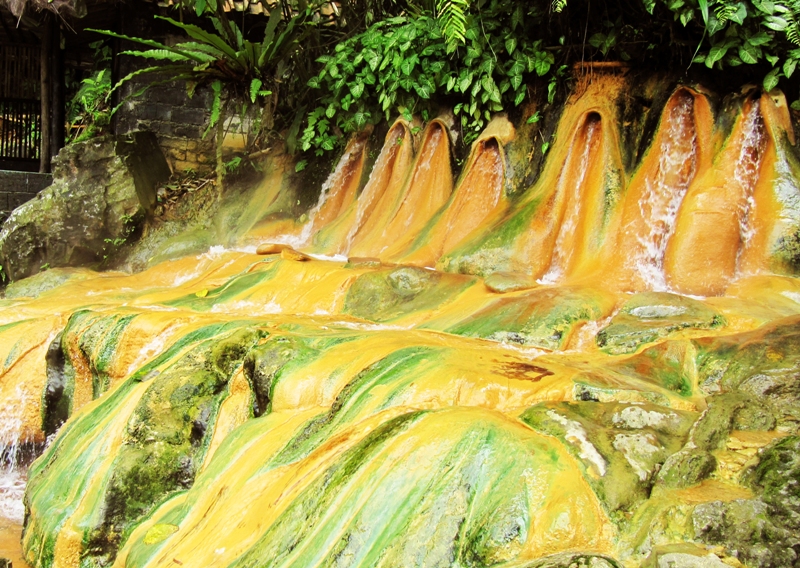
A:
[[66, 41, 116, 142], [90, 1, 312, 193], [301, 6, 555, 153]]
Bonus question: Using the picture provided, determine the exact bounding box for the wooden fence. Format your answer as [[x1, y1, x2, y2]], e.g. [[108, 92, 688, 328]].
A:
[[0, 98, 40, 161], [0, 44, 40, 164]]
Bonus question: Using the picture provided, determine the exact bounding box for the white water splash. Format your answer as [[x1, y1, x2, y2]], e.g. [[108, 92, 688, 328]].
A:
[[634, 93, 698, 291], [0, 385, 29, 522], [541, 118, 600, 284], [734, 103, 766, 271]]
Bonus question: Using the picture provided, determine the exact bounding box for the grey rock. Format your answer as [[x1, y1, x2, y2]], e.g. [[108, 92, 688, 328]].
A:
[[0, 132, 169, 281]]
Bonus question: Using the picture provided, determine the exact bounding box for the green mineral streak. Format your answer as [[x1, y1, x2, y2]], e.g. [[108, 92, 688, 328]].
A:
[[447, 287, 607, 350], [607, 340, 697, 397], [269, 346, 440, 469], [438, 198, 540, 276], [164, 260, 280, 310], [64, 311, 138, 398], [343, 266, 474, 322], [597, 292, 725, 355], [230, 411, 426, 568], [229, 410, 549, 568], [24, 320, 267, 568], [23, 374, 144, 568], [0, 319, 33, 369]]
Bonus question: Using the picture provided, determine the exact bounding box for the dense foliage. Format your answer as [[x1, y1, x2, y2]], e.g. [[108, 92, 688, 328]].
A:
[[300, 0, 800, 152], [83, 0, 800, 159]]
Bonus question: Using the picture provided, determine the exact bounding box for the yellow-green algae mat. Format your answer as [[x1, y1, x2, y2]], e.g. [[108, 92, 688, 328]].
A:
[[3, 253, 800, 567]]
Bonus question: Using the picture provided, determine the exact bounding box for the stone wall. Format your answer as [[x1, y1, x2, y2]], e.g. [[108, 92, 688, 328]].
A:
[[115, 81, 215, 174], [0, 171, 53, 224], [113, 7, 216, 174]]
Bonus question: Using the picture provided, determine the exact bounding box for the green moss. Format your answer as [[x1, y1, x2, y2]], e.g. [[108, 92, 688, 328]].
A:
[[448, 287, 608, 350], [655, 449, 716, 488], [597, 292, 725, 355], [344, 266, 474, 322]]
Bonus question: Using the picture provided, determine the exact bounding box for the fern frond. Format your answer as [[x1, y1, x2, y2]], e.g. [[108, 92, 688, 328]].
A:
[[120, 49, 216, 63], [714, 3, 736, 24], [436, 0, 470, 48], [552, 0, 568, 13]]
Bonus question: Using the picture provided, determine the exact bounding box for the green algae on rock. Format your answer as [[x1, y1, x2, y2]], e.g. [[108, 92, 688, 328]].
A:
[[597, 293, 726, 355]]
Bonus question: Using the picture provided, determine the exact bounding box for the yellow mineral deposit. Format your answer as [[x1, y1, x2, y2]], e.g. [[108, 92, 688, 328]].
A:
[[400, 116, 515, 267], [350, 118, 454, 258], [1, 75, 800, 568]]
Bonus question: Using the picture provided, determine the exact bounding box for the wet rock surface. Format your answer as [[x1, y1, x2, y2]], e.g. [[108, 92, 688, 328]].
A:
[[0, 132, 169, 281]]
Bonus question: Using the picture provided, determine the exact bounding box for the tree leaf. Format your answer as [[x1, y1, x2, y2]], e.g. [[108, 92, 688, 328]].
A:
[[763, 68, 780, 91], [250, 78, 263, 102], [784, 58, 797, 78], [350, 81, 365, 98], [505, 37, 517, 55], [739, 42, 760, 64], [706, 44, 729, 67]]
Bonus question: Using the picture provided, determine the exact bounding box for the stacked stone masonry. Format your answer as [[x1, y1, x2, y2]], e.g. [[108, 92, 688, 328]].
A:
[[0, 171, 53, 223]]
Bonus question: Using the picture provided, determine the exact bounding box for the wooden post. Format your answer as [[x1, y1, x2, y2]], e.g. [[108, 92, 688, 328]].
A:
[[39, 12, 52, 173], [51, 20, 65, 159]]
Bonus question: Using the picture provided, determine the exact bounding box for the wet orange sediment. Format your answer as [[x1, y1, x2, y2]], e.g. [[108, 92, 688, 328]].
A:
[[0, 519, 29, 568]]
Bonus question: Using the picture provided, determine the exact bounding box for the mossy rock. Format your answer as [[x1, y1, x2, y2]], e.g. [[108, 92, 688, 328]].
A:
[[690, 436, 800, 567], [520, 401, 695, 516], [24, 322, 268, 568], [597, 292, 725, 355], [655, 448, 716, 489], [448, 287, 612, 350], [343, 266, 475, 322], [4, 267, 95, 299], [82, 325, 267, 564]]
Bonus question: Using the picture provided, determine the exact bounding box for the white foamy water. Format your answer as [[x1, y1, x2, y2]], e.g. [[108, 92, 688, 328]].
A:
[[634, 93, 698, 291], [344, 125, 407, 253], [734, 103, 766, 270], [0, 385, 29, 523]]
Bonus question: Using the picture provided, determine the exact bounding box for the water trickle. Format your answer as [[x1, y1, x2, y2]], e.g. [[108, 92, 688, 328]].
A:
[[634, 92, 698, 291], [345, 124, 411, 253], [541, 117, 601, 284], [734, 102, 767, 269], [0, 385, 29, 523]]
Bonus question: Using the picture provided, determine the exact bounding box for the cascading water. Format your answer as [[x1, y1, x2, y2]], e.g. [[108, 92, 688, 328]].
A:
[[3, 76, 800, 568], [734, 102, 767, 271], [633, 92, 698, 291], [540, 116, 600, 284], [0, 386, 28, 524]]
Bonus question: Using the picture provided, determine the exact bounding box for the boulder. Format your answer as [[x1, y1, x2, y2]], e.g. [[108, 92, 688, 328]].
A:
[[0, 132, 169, 281]]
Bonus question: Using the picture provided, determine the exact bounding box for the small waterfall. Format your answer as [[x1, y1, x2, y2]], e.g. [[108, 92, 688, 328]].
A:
[[0, 385, 29, 523], [633, 91, 698, 291], [540, 116, 600, 284], [350, 120, 453, 259], [734, 102, 767, 270], [345, 123, 412, 253]]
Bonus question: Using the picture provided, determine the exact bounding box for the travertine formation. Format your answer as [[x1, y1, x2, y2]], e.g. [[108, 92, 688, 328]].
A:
[[1, 75, 800, 567]]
